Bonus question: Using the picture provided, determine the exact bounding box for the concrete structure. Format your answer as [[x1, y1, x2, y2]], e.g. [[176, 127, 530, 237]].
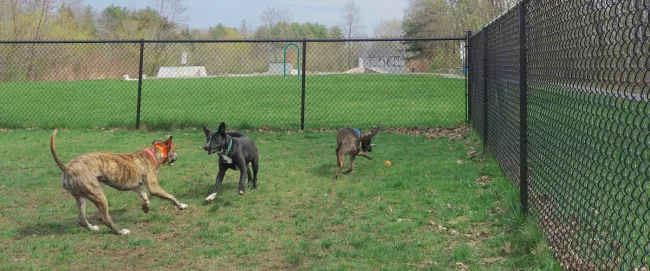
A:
[[156, 66, 207, 78]]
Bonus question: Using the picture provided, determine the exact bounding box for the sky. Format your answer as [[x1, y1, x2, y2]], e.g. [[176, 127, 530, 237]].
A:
[[83, 0, 410, 36]]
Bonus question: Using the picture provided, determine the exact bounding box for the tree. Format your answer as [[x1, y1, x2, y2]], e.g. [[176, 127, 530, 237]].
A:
[[373, 19, 402, 38], [340, 0, 362, 38], [260, 5, 291, 28], [340, 1, 363, 69], [98, 4, 129, 39], [329, 26, 343, 39], [78, 5, 96, 37], [149, 0, 187, 39], [210, 23, 227, 39], [239, 19, 248, 38]]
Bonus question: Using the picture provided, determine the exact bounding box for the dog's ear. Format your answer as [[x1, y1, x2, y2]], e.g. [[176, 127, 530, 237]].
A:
[[217, 122, 226, 135], [369, 123, 382, 138], [203, 126, 211, 137], [163, 136, 173, 146]]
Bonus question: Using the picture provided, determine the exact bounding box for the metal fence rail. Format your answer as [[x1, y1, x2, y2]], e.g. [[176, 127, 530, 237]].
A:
[[468, 0, 649, 269], [0, 38, 467, 130]]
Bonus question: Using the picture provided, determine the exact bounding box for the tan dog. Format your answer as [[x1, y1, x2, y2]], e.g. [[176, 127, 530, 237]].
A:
[[50, 129, 187, 235], [334, 124, 382, 179]]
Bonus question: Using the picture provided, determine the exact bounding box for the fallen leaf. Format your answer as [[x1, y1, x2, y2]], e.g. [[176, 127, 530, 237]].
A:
[[388, 206, 393, 213], [448, 216, 468, 225], [447, 204, 455, 209], [418, 260, 433, 268], [450, 229, 458, 236], [501, 242, 512, 254], [438, 224, 448, 231], [467, 151, 478, 159], [455, 262, 468, 270], [428, 220, 436, 226], [456, 159, 463, 164], [397, 218, 413, 222]]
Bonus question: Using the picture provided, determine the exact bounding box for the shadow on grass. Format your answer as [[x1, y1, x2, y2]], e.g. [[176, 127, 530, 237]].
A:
[[307, 162, 336, 178], [175, 181, 245, 199], [17, 209, 129, 237]]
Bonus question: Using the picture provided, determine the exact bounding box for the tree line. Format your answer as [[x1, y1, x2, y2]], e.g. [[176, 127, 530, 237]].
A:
[[0, 0, 515, 81]]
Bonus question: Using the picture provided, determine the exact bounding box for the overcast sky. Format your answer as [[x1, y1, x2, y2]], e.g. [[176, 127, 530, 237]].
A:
[[83, 0, 409, 35]]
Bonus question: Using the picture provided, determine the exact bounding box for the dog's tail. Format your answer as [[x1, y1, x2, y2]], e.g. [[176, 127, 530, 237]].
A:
[[50, 129, 68, 174]]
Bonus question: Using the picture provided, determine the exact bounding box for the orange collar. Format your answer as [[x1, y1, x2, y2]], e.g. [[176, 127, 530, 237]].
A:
[[143, 148, 159, 169], [155, 144, 168, 161]]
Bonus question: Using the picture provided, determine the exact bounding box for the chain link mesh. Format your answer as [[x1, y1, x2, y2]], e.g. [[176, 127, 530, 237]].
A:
[[486, 8, 521, 185], [469, 31, 486, 136], [469, 0, 650, 269], [0, 42, 139, 128], [0, 39, 467, 130]]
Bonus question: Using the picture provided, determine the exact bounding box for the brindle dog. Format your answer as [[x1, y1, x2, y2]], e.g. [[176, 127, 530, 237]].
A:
[[50, 129, 187, 235]]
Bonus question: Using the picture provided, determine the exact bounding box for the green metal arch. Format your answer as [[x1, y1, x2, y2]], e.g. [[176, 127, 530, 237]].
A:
[[283, 42, 301, 78]]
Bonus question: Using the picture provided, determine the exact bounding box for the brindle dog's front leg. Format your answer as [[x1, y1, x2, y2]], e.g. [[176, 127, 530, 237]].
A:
[[144, 175, 187, 210], [235, 157, 248, 195]]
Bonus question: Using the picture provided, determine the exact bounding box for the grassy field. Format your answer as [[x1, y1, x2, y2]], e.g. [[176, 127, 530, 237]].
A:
[[0, 74, 466, 130], [0, 128, 559, 270]]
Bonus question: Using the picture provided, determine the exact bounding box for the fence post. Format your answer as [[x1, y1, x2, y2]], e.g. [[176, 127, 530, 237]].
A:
[[482, 30, 489, 152], [136, 39, 144, 129], [466, 31, 472, 124], [519, 1, 529, 214], [300, 40, 307, 130]]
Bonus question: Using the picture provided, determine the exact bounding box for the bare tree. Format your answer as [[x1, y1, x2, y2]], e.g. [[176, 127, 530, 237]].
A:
[[340, 1, 363, 69], [150, 0, 187, 23], [260, 5, 291, 28], [149, 0, 187, 38], [239, 19, 248, 38], [341, 0, 362, 38]]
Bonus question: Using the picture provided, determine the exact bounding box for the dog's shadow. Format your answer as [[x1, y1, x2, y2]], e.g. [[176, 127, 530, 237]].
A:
[[17, 209, 128, 237], [307, 162, 336, 178], [176, 182, 241, 209]]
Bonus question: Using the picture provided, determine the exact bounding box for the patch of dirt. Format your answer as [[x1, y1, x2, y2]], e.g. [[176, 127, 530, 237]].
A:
[[474, 175, 492, 185]]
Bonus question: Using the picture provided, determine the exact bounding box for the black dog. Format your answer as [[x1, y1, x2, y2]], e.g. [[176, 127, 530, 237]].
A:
[[203, 122, 259, 203]]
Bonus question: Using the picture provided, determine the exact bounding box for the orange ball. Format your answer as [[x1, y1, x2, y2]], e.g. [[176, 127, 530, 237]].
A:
[[384, 161, 392, 167]]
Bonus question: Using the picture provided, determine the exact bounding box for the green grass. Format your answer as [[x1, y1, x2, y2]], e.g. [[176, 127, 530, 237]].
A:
[[0, 128, 559, 270], [0, 74, 466, 130]]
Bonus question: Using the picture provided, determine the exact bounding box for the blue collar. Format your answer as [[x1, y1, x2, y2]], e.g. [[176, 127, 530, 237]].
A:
[[353, 128, 361, 137]]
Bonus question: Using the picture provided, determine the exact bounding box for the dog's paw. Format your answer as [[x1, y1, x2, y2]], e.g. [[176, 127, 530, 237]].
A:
[[89, 225, 99, 231], [118, 229, 131, 235], [142, 204, 149, 213], [178, 203, 188, 210], [204, 193, 217, 203], [238, 190, 245, 195]]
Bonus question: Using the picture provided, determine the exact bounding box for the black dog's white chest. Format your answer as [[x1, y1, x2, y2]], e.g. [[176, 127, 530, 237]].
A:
[[220, 154, 233, 164]]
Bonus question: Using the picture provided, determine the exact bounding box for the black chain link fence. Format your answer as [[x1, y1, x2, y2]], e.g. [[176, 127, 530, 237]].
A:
[[0, 38, 467, 130], [469, 0, 649, 270]]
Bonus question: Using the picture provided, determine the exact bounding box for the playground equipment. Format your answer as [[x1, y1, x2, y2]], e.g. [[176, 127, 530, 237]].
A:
[[283, 42, 301, 78]]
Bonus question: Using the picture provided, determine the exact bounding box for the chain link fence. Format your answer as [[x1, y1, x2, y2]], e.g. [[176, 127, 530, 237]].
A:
[[0, 38, 467, 130], [469, 0, 649, 269]]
